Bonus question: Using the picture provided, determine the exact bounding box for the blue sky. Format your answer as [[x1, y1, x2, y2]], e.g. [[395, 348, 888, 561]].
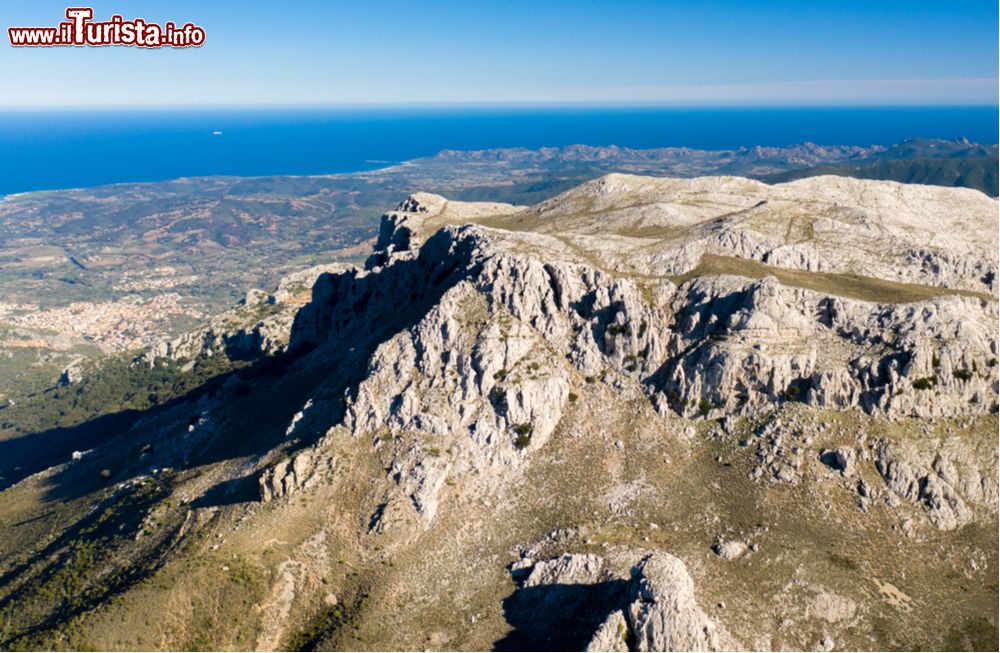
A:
[[1, 0, 997, 107]]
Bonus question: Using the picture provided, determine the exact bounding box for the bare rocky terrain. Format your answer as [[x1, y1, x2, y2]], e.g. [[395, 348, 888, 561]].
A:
[[0, 173, 996, 651]]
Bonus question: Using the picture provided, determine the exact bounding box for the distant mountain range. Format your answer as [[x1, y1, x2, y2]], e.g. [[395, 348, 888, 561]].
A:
[[431, 137, 999, 196], [764, 138, 998, 195]]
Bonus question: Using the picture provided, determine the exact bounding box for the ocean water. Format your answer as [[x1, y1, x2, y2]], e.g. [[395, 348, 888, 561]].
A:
[[0, 106, 996, 196]]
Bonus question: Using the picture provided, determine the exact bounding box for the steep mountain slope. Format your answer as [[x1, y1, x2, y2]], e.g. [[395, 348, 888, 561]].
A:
[[0, 175, 996, 651]]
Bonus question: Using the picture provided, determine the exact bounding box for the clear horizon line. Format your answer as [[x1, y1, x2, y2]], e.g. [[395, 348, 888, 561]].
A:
[[0, 100, 998, 112]]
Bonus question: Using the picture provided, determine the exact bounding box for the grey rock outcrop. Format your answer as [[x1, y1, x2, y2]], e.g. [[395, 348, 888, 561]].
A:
[[625, 553, 734, 651], [820, 448, 855, 474], [523, 554, 605, 588], [258, 449, 334, 502], [518, 552, 733, 652], [585, 610, 629, 652], [712, 539, 748, 560], [873, 436, 998, 530], [876, 450, 967, 530], [656, 275, 996, 420]]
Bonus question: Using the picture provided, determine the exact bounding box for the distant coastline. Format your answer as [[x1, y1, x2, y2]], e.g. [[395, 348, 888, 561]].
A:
[[0, 105, 996, 197]]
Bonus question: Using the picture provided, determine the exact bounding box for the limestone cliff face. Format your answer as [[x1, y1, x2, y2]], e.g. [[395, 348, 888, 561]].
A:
[[261, 177, 997, 536], [293, 185, 996, 428], [657, 276, 996, 419]]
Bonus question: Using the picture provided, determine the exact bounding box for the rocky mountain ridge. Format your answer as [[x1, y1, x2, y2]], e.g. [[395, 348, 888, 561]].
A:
[[0, 174, 996, 651]]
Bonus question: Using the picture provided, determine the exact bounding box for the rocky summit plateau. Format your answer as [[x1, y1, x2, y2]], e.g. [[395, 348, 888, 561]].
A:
[[0, 174, 997, 651]]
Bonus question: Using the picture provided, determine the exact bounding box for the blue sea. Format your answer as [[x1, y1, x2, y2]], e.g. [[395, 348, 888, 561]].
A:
[[0, 106, 996, 196]]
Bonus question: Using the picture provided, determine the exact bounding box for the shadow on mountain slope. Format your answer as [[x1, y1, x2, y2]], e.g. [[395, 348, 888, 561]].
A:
[[0, 470, 180, 649], [0, 228, 481, 645], [493, 580, 628, 651], [0, 368, 238, 493], [9, 227, 474, 504]]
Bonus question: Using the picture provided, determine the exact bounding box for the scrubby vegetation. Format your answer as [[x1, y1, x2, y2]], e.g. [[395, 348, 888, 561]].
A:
[[698, 398, 714, 416], [606, 323, 631, 337], [513, 423, 533, 449], [1, 353, 239, 439], [953, 368, 974, 381]]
